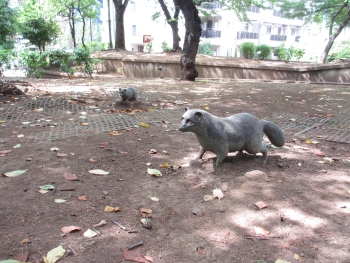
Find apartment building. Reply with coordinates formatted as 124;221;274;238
100;0;339;60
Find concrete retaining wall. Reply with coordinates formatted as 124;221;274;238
92;51;350;84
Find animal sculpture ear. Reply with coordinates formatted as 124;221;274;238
184;107;190;112
195;112;202;121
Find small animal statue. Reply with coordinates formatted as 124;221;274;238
119;87;137;101
179;108;285;166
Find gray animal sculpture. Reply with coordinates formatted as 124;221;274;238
179;108;285;166
119;87;137;101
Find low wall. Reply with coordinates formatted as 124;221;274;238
92;51;350;84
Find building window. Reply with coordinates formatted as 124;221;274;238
277;27;282;35
249;6;260;13
273;10;283;17
138;45;144;52
244;23;249;31
132;25;136;36
266;26;271;34
291;28;295;36
131;1;136;11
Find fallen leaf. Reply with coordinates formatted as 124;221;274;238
56;153;67;157
140;208;152;214
294;253;301;260
151;197;159;201
21;237;34;244
204;195;215;202
46;245;65;263
39;185;55;190
140;122;150;128
80;122;89;126
54;199;67;203
144;255;153;262
93;220;107;227
162;150;170;155
0;150;12;155
104;206;120;212
61;226;81;234
253;226;270;236
255;201;268;209
109;131;123;136
16;251;28;262
275;259;291;263
313;149;325;156
78;195;87;201
13;144;21;148
50;147;59;151
84;229;97;238
124;249;148;263
88;169;110;175
149;149;157;154
63;173;78;181
16;134;24;138
305;139;312;144
99;142;109;146
147;168;162;177
159;163;170;168
2;170;27;177
212;189;225;200
39;189;50;194
120;151;128;154
89;158;97;163
33;108;43;112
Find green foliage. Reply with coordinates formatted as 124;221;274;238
20;18;60;52
241;42;255;59
199;42;214;55
256;44;271;60
0;0;18;46
327;40;350;61
49;49;75;77
0;49;15;67
85;42;107;51
275;44;305;62
19;50;48;78
72;46;98;78
145;42;153;53
161;41;171;52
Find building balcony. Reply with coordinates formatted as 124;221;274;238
237;31;259;39
295;36;301;42
201;2;222;9
201;29;221;38
270;35;287;41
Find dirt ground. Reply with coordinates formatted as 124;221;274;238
0;72;350;263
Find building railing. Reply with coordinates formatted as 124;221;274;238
201;2;222;9
201;29;221;38
270;35;287;41
237;31;259;39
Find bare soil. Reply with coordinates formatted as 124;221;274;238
0;73;350;263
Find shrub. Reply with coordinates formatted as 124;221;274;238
85;42;107;51
199;42;214;55
275;44;305;62
49;49;75;77
145;42;153;53
19;50;48;78
161;41;171;52
0;49;15;68
326;40;350;62
256;44;271;60
241;42;255;59
72;47;96;78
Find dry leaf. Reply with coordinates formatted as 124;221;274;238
162;150;170;155
140;208;152;214
124;249;148;263
147;168;162;177
255;201;268;209
204;195;215;201
63;173;78;181
253;226;270;236
56;153;67;157
159;163;170;168
212;189;225;200
149;149;157;154
61;226;81;234
151;197;159;201
104;206;120;212
140;122;150;128
17;251;29;262
21;237;34;244
144;255;153;262
78;195;87;201
120;151;128;154
313;149;325;156
89;158;97;163
109;131;123;136
84;229;97;238
89;169;110;175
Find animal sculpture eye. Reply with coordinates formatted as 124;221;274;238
186;119;193;124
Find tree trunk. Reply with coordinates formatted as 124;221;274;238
174;0;201;81
112;0;129;50
158;0;181;51
68;7;77;48
320;5;350;63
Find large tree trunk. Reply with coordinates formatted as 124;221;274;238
112;0;129;50
174;0;201;81
158;0;181;51
68;8;77;48
320;5;350;63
